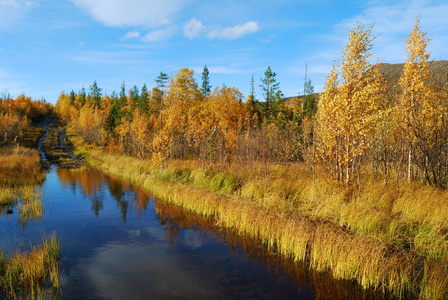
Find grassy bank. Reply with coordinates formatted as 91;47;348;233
70;129;448;299
0;233;61;299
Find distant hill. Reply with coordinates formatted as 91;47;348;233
379;60;448;89
284;60;448;107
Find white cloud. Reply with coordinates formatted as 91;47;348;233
207;21;259;39
1;0;19;7
141;27;175;43
70;0;188;28
25;1;39;7
120;31;140;41
183;18;205;39
0;0;39;29
259;34;275;43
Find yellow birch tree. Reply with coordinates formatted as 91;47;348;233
398;19;448;187
315;22;384;184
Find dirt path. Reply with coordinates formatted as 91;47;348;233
36;116;82;169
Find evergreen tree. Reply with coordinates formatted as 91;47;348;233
129;85;140;111
90;80;102;109
246;74;258;117
140;83;150;113
302;78;316;118
78;87;87;107
69;90;76;106
155;72;169;94
119;81;127;105
250;74;256;101
105;84;125;134
201;65;212;98
260;66;280;117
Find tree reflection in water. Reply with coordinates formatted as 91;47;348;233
153;200;390;300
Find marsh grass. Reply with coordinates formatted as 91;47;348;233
0;145;45;187
0;186;43;224
70;132;448;299
0;233;61;299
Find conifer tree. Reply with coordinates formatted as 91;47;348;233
90;80;102;109
246;74;259;118
69;90;76;106
140;83;150;113
155;72;169;94
260;66;280;118
201;65;212;98
78;87;87;107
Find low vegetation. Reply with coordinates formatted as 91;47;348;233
0;233;61;299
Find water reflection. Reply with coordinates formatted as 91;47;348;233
2;166;391;299
152;200;388;300
0;185;43;225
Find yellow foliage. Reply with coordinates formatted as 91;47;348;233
315;22;384;184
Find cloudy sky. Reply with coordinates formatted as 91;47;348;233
1;0;448;103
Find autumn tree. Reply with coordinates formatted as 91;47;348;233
315;22;384;184
152;68;201;166
397;19;448;187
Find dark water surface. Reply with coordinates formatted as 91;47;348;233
0;166;379;299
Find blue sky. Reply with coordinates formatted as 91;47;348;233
1;0;448;103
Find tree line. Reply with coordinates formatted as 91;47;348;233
55;19;448;188
56;65;315;169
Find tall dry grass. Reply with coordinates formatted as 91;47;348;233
0;145;44;187
70;130;448;299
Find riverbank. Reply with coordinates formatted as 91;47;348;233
68;128;448;299
0;118;63;299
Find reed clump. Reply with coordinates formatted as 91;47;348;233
70;133;448;299
0;146;45;187
0;186;43;223
0;233;61;299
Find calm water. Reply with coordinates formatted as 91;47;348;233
0;165;379;299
